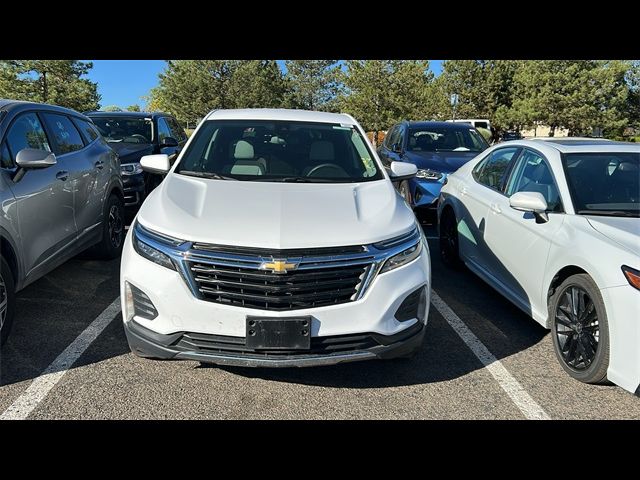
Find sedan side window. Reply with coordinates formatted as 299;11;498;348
6;113;52;158
507;149;563;212
472;147;520;192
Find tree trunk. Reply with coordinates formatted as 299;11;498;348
549;125;556;137
373;130;379;147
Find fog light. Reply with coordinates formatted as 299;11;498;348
395;287;426;322
125;281;158;320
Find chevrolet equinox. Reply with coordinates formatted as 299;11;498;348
121;109;431;367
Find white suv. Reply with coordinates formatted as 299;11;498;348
120;109;431;367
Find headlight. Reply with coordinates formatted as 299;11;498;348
416;169;443;180
121;163;143;176
132;223;176;270
622;265;640;291
379;240;422;274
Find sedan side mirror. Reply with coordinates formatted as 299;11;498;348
159;136;178;148
510;191;549;223
15;148;57;169
389;161;417;181
140;154;170;174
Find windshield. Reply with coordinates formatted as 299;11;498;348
91;116;153;144
407;127;488;153
176;120;383;183
563;152;639;217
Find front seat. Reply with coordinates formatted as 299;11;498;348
222;140;266;176
303;140;335;175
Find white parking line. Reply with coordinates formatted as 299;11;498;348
0;297;121;420
431;291;550;420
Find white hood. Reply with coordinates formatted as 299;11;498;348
137;173;416;249
587;216;640;256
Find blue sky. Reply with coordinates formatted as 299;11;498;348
87;60;444;109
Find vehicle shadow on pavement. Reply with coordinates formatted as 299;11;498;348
0;256;123;387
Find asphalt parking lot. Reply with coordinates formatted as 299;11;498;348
1;220;638;420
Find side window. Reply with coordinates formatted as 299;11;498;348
166;117;186;142
5;113;52;160
72;117;99;143
473;147;520;192
42;113;85;154
507;149;562;212
157;118;172;142
0;142;13;169
383;126;396;148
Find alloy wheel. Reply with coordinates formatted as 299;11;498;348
108;204;124;249
554;285;600;371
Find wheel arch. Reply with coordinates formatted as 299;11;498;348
545;265;590;328
0;233;21;288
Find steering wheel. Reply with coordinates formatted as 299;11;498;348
306;163;350;178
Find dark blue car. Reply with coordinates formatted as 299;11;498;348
377;121;489;211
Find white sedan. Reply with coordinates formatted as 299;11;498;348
437;138;640;393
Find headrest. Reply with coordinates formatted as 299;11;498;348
234;140;254;159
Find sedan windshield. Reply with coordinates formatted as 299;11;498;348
407;127;488;153
176;120;383;183
563;152;639;217
91;116;153;144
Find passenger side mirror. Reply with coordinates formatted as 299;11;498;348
510;191;549;223
159;136;178;148
140;154;170;174
389;161;417;181
15;148;56;169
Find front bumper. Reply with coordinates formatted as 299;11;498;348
600;284;640;394
120;228;432;366
409;175;448;209
124;315;426;367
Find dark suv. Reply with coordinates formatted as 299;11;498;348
0;100;125;344
85;111;187;213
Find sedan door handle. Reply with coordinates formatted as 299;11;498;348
490;203;502;214
95;160;104;169
56;171;69;181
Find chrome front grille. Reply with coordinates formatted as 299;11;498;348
184;245;374;311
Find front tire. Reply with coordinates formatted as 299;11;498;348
0;257;16;346
549;274;609;384
439;209;462;269
94;194;125;259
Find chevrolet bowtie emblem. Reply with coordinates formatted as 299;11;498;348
260;259;299;274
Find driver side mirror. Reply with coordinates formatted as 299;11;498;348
389;161;417;181
159;136;178;148
16;148;57;169
510;191;549;223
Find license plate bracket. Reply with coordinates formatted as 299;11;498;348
245;316;311;350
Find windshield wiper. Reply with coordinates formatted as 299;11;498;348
178;170;236;180
577;209;639;217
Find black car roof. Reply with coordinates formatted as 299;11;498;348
401;120;476;130
85;111;171;119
